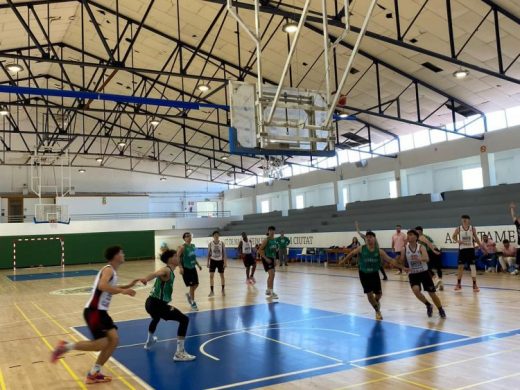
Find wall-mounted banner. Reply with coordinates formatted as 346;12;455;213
190;225;518;250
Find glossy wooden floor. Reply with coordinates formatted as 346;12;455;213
1;260;520;390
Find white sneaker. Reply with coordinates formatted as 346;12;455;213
271;292;279;299
173;351;196;362
511;270;519;275
191;302;199;312
208;291;214;298
144;336;157;350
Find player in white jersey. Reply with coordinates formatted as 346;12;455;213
400;230;446;318
51;246;138;384
452;215;482;292
207;231;227;297
238;231;256;284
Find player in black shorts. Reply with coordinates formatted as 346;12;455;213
178;232;203;311
238;232;256;284
207;231;227;297
400;230;446;318
259;226;279;299
452;215;482;292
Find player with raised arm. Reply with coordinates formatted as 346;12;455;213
51;246;138;384
140;249;195;361
343;231;400;320
355;221;388;280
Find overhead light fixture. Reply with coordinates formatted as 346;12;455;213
96;157;103;163
160;177;167;182
0;106;8;116
150;119;160;127
282;21;298;33
186;168;193;174
78;168;86;173
453;68;469;79
339;113;349;119
5;63;24;73
197;84;210;92
221;155;229;161
117;141;126;148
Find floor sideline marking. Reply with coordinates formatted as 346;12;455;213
14;303;87;390
32;303;137;390
0;368;6;390
205;363;344;390
453;371;520;390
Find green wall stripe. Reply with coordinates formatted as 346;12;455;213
1;230;154;269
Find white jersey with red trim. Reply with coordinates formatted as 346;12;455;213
85;265;117;310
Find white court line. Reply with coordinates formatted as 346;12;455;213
453;372;520;390
199;331;245;361
246;331;344;363
265;326;360;337
117;312;348;349
69;327;154;390
205;363;344;390
349;326;520;364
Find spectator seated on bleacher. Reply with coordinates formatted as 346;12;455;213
499;239;517;274
338;238;360;267
478;235;498;272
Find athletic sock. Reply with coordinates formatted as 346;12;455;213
425;301;432;307
89;364;102;375
222;285;225;291
146;332;154;343
177;339;185;353
472;280;477;286
457;279;461;285
210;286;214;293
65;342;75;352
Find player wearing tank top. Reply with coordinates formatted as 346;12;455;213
509;203;520;273
139;249;195;362
207;231;227;297
238;232;256;284
178;232;203;312
452;215;482;292
51;246;138;384
259;226;279;299
342;231;399;321
400;230;446;318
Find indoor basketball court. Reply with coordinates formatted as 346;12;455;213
1;1;520;389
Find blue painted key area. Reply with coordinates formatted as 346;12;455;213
75;302;466;390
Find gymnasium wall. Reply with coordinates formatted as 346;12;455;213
0;230;154;269
224;126;520;215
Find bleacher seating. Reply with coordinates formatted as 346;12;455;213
218;183;519;237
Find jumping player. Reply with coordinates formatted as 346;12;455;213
259;226;279;299
238;232;256;284
178;232;203;311
343;231;398;320
452;215;482;292
415;226;444;290
400;230;446;318
207;231;227;297
140;249;196;361
51;246;138;384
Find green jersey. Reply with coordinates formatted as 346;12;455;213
264;238;278;258
359;245;382;273
276;236;290;249
419;234;434;253
150;266;174;303
181;243;197;269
